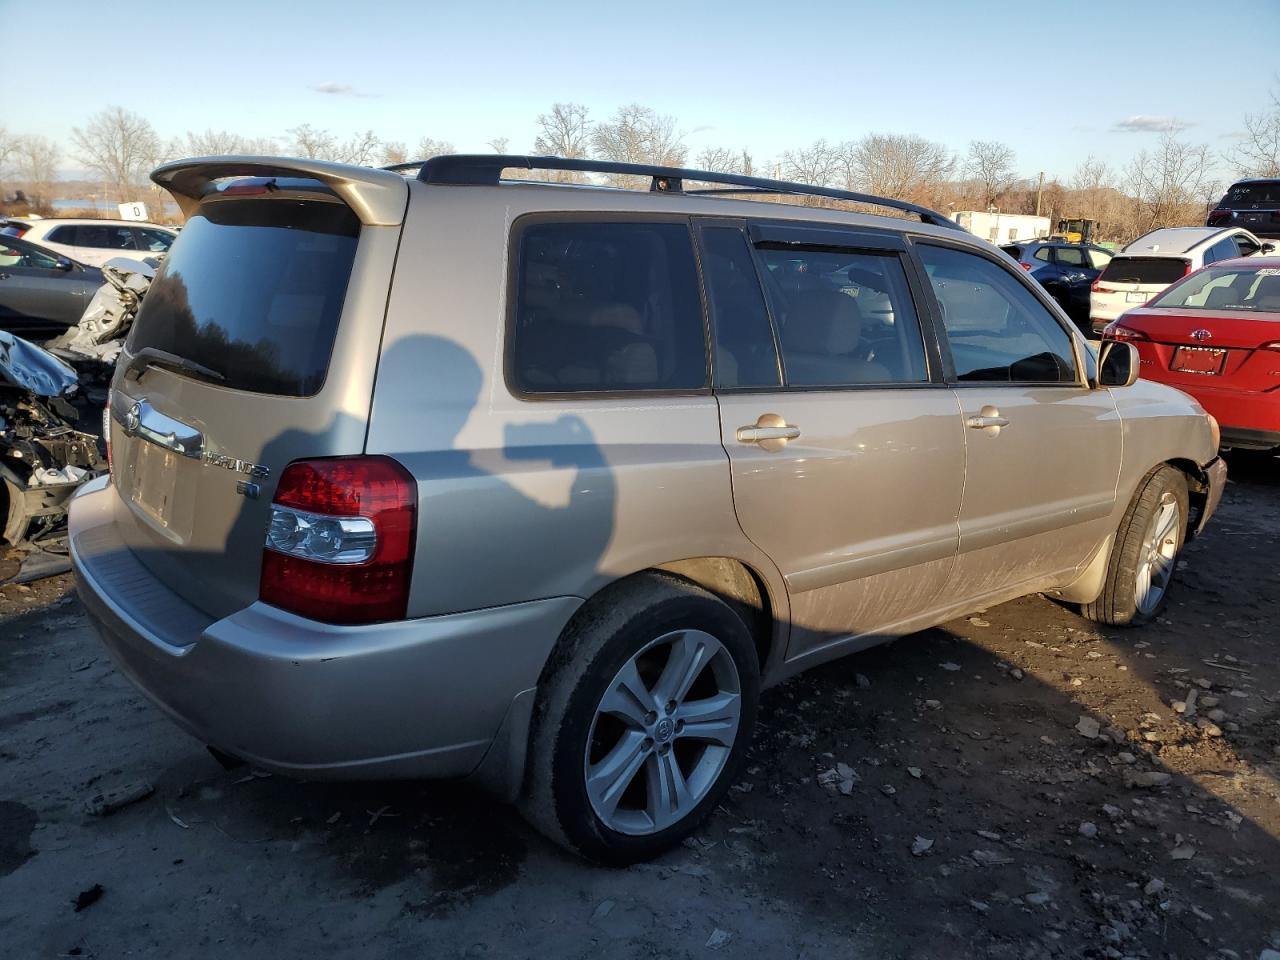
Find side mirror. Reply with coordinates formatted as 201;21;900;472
1098;340;1139;387
55;257;73;272
1261;242;1276;254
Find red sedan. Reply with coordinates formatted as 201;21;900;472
1103;256;1280;451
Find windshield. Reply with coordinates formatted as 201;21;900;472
1219;181;1280;209
1149;266;1280;312
127;198;359;396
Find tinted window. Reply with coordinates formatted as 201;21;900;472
1234;235;1261;257
700;227;780;388
134;227;174;252
1001;245;1023;260
127;199;359;396
1099;257;1188;285
755;246;928;386
1055;246;1087;267
47;225;78;244
510;221;707;394
918;244;1077;384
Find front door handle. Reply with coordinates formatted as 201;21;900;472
736;413;800;452
966;405;1009;434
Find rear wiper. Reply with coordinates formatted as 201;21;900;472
123;347;225;384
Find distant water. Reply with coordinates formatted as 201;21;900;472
51;198;115;210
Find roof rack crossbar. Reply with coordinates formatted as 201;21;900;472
410;154;964;230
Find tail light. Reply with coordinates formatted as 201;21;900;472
1103;323;1149;342
260;456;417;625
1091;279;1106;292
1020;262;1032;271
1207;209;1234;226
1261;341;1280;352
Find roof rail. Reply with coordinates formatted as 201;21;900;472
410;154;964;230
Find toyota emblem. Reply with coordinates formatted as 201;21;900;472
125;401;142;433
1191;329;1212;342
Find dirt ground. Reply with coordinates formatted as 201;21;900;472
1;451;1277;960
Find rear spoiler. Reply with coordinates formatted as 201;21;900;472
151;156;409;226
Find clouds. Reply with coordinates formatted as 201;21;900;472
1112;115;1194;133
309;82;376;98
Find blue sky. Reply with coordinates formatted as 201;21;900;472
5;0;1276;181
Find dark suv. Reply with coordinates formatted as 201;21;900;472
1001;240;1113;332
1208;179;1280;240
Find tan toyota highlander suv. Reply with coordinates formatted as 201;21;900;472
69;154;1226;864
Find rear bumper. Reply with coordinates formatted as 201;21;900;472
1161;377;1280;443
69;476;580;779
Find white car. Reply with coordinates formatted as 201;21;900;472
1089;226;1271;333
14;218;178;268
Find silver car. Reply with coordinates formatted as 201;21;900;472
69;154;1226;864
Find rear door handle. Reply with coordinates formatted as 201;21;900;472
736;413;800;451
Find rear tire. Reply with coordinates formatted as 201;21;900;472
519;572;760;865
1081;465;1188;627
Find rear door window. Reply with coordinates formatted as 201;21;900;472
917;244;1078;384
1055;246;1087;267
1033;247;1053;263
1098;257;1187;285
509;220;708;394
46;225;78;245
753;244;929;386
127;198;360;396
698;225;781;388
1203;237;1239;265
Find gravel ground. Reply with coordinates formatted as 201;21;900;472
1;451;1277;960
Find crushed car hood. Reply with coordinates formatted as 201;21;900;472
0;330;80;397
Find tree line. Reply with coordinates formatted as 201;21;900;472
1;91;1278;242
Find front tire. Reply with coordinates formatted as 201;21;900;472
1082;465;1188;627
520;572;760;865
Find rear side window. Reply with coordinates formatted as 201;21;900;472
47;225;78;244
134;227;174;252
1099;256;1187;285
1203;237;1239;265
510;221;707;394
917;244;1077;384
754;246;928;386
1086;248;1113;270
700;226;781;388
1033;247;1053;263
1055;246;1087;267
127;198;359;396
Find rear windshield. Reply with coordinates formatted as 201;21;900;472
1098;256;1187;285
1218;181;1280;209
1150;266;1280;312
128;198;359;396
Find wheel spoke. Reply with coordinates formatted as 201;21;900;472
1154;502;1179;546
645;749;693;831
652;631;716;707
1150;552;1173;588
598;659;656;730
675;691;740;747
1136;562;1152;609
586;730;649;821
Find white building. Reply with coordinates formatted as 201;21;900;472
951;211;1051;246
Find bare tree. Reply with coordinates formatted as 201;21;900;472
488;137;510;154
965;139;1018;207
381;141;409;165
286;124;338;160
415;136;456;159
781;139;841;186
13;135;61;205
71;106;162;200
844;134;954;201
168;130;278;160
592;104;686;185
533;103;591;159
1226;83;1280;178
341;130;381;166
0;126;13;180
1124;133;1217;234
695;146;737;174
